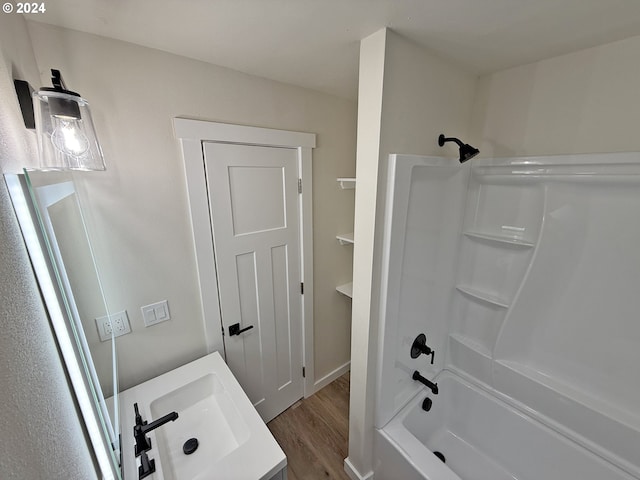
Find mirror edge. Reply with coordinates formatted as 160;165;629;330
4;173;122;480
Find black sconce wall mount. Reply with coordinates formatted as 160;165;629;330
14;79;35;129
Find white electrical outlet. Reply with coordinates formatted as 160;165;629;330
95;310;131;342
103;319;113;336
111;311;131;336
141;300;171;327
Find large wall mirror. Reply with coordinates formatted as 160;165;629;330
6;170;122;479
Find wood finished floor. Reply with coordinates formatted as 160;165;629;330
267;372;350;480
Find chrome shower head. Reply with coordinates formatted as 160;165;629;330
438;134;479;163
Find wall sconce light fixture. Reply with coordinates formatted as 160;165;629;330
15;69;106;171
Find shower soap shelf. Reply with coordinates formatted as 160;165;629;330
449;333;493;384
455;285;509;309
449;333;492;358
495;360;640;432
463;230;535;248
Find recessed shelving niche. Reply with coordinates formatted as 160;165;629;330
449;167;545;367
336;178;355;299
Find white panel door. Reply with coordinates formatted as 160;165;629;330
204;141;304;422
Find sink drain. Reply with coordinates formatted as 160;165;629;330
433;451;446;463
183;438;199;455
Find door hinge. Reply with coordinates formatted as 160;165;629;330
300;282;304;294
298;178;302;194
302;366;306;378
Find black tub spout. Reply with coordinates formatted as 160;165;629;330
412;370;438;395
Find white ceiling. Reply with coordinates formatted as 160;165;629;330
28;0;640;100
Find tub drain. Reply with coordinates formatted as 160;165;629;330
433;451;446;463
183;438;199;455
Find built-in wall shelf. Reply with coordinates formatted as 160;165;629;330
336;282;353;298
449;333;492;359
336;233;354;245
336;177;355;300
493;359;640;445
456;285;510;309
448;333;493;385
337;178;356;189
463;230;535;248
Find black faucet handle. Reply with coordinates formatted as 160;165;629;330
133;402;151;456
134;427;152;457
134;402;146;427
411;333;435;362
138;451;156;479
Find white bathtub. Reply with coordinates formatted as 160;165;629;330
374;371;635;480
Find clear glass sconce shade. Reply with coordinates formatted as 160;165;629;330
33;90;106;171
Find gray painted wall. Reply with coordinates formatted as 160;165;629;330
0;14;97;480
26;21;357;393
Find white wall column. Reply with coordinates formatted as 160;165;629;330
346;27;477;479
345;28;387;480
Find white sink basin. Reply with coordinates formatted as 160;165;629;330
118;352;286;480
150;373;251;479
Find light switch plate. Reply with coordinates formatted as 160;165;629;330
95;310;131;342
141;300;171;327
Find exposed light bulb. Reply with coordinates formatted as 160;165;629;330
50;118;90;157
33;81;106;170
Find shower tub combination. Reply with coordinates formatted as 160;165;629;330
374;154;640;480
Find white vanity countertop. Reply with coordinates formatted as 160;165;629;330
117;351;286;480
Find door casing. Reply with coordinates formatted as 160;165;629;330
174;118;316;398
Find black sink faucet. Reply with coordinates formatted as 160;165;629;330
413;370;438;395
133;402;179;456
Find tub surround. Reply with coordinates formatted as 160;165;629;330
376;372;635;480
375;153;640;479
118;352;286;480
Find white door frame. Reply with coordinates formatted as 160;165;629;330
174;118;316;397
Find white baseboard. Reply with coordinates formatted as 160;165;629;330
311;360;350;394
344;457;374;480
